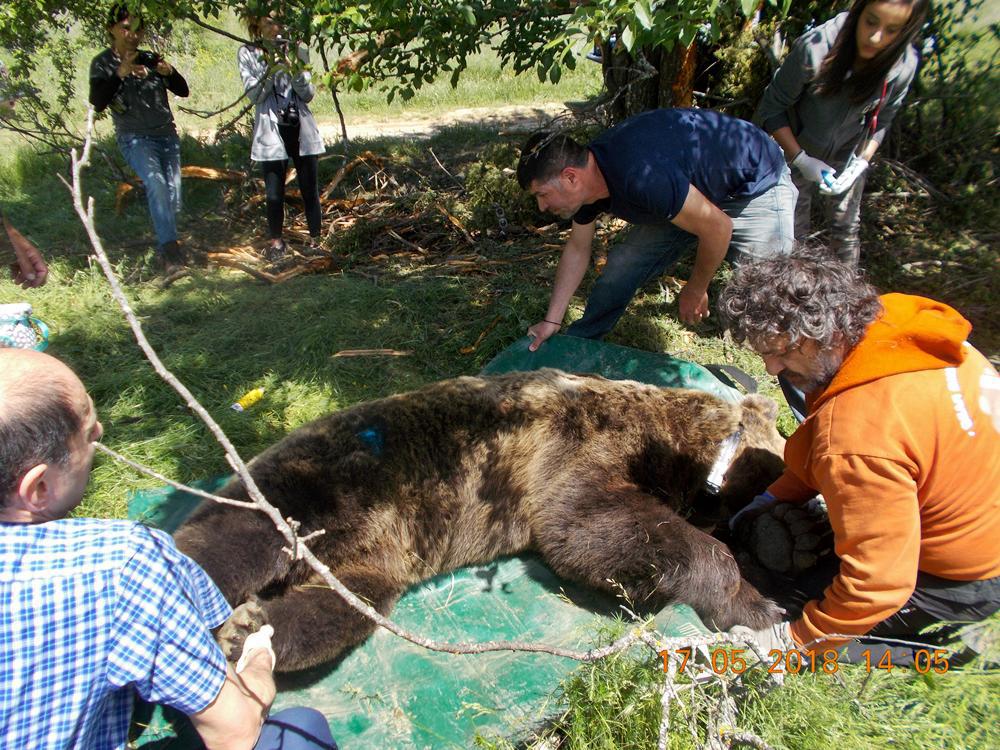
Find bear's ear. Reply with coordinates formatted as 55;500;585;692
739;394;779;424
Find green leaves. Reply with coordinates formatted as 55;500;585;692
0;0;793;118
634;0;654;31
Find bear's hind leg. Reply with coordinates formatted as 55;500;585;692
253;565;407;672
532;484;781;630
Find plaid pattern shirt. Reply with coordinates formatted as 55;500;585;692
0;518;232;749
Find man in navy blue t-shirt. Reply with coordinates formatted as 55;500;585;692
516;108;796;349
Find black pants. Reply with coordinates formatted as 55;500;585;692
260;123;322;240
797;559;1000;666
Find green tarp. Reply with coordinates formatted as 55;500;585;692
482;334;741;403
129;335;728;748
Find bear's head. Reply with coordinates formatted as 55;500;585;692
714;394;786;518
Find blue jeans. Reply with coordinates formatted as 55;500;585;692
117;133;182;250
254;707;338;750
566;165;797;340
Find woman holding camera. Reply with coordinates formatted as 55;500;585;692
239;12;325;259
89;4;189;272
754;0;926;265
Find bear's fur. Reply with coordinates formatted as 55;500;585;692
174;369;786;672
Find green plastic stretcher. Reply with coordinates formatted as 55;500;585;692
128;335;737;749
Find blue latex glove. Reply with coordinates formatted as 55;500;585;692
728;491;777;531
819;155;869;196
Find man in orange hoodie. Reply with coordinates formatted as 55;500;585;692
720;248;1000;665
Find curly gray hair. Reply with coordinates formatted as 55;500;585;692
719;248;882;350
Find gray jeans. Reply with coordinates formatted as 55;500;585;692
567;165;797;340
792;165;867;266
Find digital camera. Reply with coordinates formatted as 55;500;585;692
279;98;300;127
135;51;162;69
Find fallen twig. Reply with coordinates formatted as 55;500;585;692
437;203;476;245
209;255;278;283
881;159;948;202
386;228;428;255
181;165;247;182
460;315;501;354
115;165;249;213
320;151;384;200
429;147;465;191
332;348;414;358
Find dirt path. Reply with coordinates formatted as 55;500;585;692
314;102;572;142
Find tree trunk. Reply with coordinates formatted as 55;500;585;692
602;41;697;123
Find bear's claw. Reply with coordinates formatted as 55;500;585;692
216;596;270;662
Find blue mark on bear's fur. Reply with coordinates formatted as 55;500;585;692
357;427;384;456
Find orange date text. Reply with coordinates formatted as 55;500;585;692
659;647;951;675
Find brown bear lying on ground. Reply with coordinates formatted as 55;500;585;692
174;369;786;672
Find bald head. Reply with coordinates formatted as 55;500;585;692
0;349;88;505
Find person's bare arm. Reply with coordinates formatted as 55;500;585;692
769;125;803;163
669;184;732;325
527;220;596;350
189;652;276;750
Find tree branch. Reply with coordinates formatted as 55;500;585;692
186;13;252;46
318;43;351;152
93;443;259;509
178;93;250;119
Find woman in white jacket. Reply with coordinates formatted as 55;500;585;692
238;11;325;259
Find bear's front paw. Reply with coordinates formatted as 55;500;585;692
216;596;270;662
739;498;833;575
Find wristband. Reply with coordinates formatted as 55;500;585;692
542;319;562;327
788;149;804;165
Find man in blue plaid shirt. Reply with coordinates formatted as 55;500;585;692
0;349;337;750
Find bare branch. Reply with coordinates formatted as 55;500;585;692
178;93;250;119
67;108;296;555
214;100;256;137
93;443;258;510
186;14;252;46
316;43;352;154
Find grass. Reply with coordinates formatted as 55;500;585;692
476;623;1000;750
11;246;529;518
2;13;999;750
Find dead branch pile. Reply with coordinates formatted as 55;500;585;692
115;147;562;285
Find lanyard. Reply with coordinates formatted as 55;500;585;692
868;78;889;136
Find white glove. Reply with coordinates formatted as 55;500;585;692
730;622;798;684
819;155;869;196
728;491;777;531
791;150;836;187
295;42;310;65
235;624;276;674
729;622;797;657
